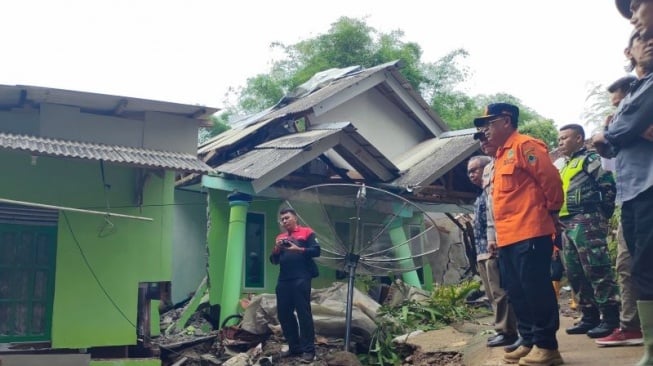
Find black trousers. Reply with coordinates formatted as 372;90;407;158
276;277;315;353
499;236;560;350
621;186;653;300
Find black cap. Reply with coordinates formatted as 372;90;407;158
616;0;632;19
473;103;520;128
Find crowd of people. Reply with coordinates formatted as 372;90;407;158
466;1;653;365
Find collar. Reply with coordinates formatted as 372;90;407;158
496;130;519;157
568;147;587;160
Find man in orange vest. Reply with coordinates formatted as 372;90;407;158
474;103;564;366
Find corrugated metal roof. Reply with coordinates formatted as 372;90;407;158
215;122;399;191
392;133;479;188
0;84;218;122
197;61;447;156
0;132;213;173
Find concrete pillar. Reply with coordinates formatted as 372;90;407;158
219;192;252;324
387;217;422;289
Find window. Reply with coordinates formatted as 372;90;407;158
0;224;57;342
244;212;265;289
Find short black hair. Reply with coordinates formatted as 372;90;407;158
607;75;637;94
559;123;585;141
279;207;296;216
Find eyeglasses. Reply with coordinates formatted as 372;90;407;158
477;116;506;132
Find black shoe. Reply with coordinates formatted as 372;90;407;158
565;320;599;335
487;333;518;347
503;336;523;353
300;352;316;363
587;322;618;339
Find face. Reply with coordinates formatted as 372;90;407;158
637;36;653;72
609;90;626;107
479;115;512;147
480;138;497;156
279;211;297;231
557;129;583;157
467;159;484;188
631;1;653;41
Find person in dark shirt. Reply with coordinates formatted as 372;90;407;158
270;208;320;362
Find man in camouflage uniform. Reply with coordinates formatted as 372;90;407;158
557;123;620;339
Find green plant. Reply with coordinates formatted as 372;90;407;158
363;280;480;365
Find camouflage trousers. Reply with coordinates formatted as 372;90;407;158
561;212;619;309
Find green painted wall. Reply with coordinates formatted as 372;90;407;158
0;150;173;348
90;359;160;366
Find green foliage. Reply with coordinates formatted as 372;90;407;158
364;281;480;365
518;119;559;149
198;115;231;144
224;16;557;137
582;81;614;132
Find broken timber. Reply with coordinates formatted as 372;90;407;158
166;276;208;335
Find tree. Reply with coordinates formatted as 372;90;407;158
198;115;231;144
218;16;558;149
581;81;613;134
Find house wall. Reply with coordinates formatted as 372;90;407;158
0;149;174;349
312;88;428;160
171;189;207;305
0;104;197;154
206;190;336;314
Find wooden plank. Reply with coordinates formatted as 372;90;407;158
165;277;208;335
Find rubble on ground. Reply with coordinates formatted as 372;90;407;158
153;280;477;365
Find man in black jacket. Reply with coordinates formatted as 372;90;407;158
270;208;321;362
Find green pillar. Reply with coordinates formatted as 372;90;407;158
387;217;422;289
219;192;252;324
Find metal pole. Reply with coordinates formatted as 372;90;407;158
0;197;153;221
343;253;359;352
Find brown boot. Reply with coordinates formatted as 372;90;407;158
552;281;561;301
503;345;532;364
518;345;564;366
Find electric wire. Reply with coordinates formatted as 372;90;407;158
62;211;137;329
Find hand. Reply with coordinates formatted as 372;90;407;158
592;132;607;145
488;240;498;256
643;125;653;142
603;114;614;127
551;213;565;237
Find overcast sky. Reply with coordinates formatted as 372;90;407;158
2;0;633;127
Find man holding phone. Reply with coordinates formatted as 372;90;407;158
270;208;321;362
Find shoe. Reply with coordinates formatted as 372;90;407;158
587;322;620;339
487;333;519;347
518;345;564;365
566;306;600;335
300;352;315;363
503;345;531;364
504;336;524;353
566;320;600;335
595;328;644;346
588;304;620;339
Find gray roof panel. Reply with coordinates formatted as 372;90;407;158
0;132;213;173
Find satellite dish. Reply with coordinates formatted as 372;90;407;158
286;183;440;351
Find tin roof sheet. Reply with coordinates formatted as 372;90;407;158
0;132;213;173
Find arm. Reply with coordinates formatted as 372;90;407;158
605;77;653;146
269;235;284;265
303;232;321;258
520;140;564;213
585;153;616;216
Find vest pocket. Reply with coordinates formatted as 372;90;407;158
499;165;516;192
